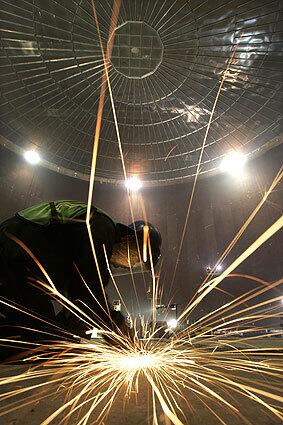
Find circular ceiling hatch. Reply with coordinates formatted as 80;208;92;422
110;21;163;79
0;0;282;185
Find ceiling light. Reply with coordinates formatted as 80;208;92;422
24;150;41;165
125;176;142;192
220;151;247;176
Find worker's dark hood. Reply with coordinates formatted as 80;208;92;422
115;223;135;242
115;222;162;269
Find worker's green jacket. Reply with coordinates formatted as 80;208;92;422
0;200;125;333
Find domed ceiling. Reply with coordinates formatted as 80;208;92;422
0;0;282;185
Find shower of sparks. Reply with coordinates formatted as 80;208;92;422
0;220;282;424
0;1;282;425
0;290;283;425
0;212;282;425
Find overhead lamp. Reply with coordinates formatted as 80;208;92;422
220;151;247;176
24;150;41;165
125;175;142;192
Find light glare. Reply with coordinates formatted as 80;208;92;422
125;176;142;192
167;319;178;329
24;150;41;165
220;151;247;176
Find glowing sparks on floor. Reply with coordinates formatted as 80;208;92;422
116;352;159;371
0;319;282;425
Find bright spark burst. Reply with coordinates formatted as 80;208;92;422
0;315;282;425
117;352;159;371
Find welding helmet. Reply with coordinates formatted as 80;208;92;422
128;221;162;269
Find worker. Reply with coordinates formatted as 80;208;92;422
0;200;161;349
